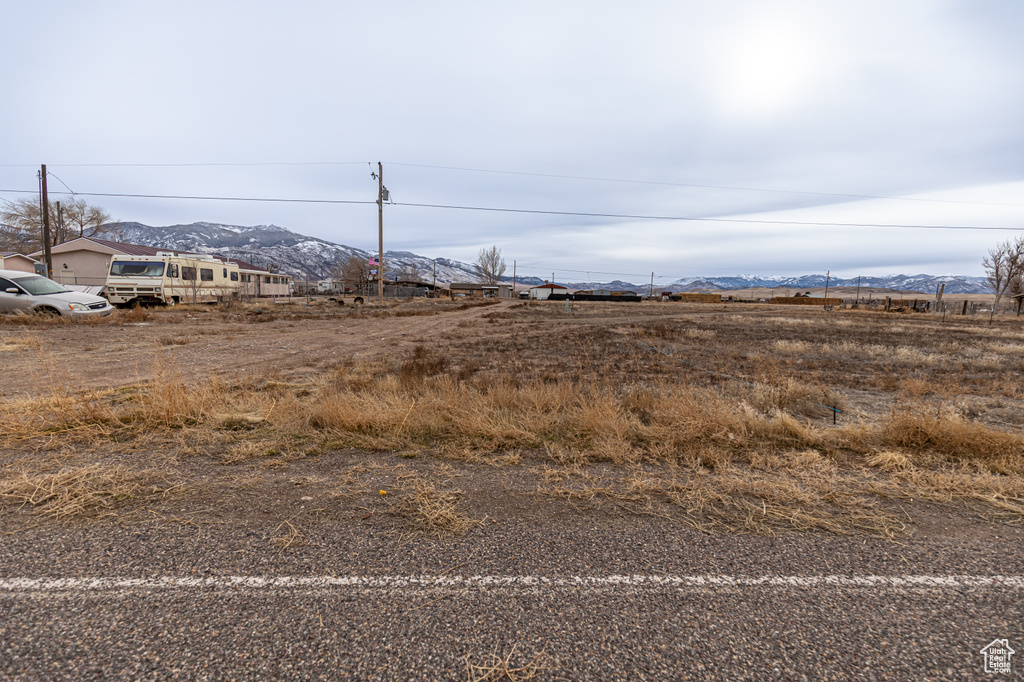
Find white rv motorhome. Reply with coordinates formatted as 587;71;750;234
105;253;240;307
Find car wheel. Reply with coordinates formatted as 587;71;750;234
34;306;61;317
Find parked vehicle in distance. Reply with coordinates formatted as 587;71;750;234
0;269;114;317
104;254;240;307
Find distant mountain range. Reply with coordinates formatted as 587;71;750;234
113;221;480;283
661;273;990;295
110;221;993;294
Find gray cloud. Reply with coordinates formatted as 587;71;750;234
2;0;1023;282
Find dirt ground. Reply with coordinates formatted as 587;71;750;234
2;297;1023;540
0;299;503;399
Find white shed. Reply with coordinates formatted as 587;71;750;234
528;283;569;300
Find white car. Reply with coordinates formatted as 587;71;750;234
0;269;114;318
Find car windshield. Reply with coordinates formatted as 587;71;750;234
13;276;71;295
110;261;165;277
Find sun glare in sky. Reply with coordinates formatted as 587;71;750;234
717;18;824;119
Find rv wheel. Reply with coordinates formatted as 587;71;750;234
353;297;364;305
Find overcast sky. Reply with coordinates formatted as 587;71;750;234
3;0;1023;284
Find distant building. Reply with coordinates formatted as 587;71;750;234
450;282;513;298
221;257;291;298
528;283;569;300
0;253;42;274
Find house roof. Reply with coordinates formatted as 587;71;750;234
219;256;272;274
30;238;282;274
77;236;167;256
31;236;166;258
530;283;568;289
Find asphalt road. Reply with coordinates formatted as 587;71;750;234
2;515;1022;680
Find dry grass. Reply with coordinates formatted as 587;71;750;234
882;403;1024;472
539;463;904;537
2;302;1024;531
306;368;835;462
464;646;548;682
388;474;479;537
866;450;912;471
0;464;157;520
269;515;307;549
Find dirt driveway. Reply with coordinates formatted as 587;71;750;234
0;299;511;398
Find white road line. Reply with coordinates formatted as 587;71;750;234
1;575;1023;592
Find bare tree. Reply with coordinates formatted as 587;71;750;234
336;255;371;293
396;262;421;282
475;245;506;284
1010;270;1024;299
983;236;1024;309
60;197;116;241
0;196;115;253
0;198;42;253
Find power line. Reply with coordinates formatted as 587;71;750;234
0;161;369;168
0;188;375;206
514;264;659;279
386;161;1024;209
3;159;1022;208
391;201;1023;232
1;187;1020;231
46;172;77;195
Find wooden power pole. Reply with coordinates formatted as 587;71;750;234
377;162;384;303
39;164;53;279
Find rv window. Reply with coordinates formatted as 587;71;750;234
200;268;214;281
230;272;239;281
181;267;197;281
264;275;272;284
223;268;228;278
110;261;164;277
167;264;179;278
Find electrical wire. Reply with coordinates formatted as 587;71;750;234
3;159;1022;208
0;188;375;206
513;265;659;279
385;161;1024;209
391;201;1023;231
0;161;369;168
45;172;77;195
1;187;1020;231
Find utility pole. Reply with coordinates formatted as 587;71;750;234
855;275;861;303
432;260;436;296
39;164;53;279
650;272;654;300
513;260;516;299
823;270;830;308
54;201;63;247
377;162;384;303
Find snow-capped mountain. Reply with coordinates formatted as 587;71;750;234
112;222;480;282
109;221;992;293
662;274;990;294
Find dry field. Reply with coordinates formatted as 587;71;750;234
1;297;1023;539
